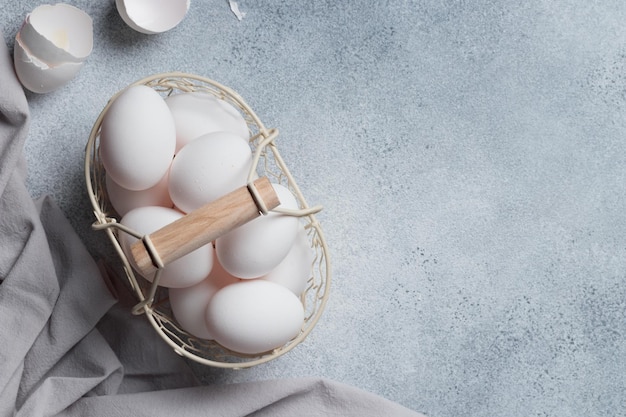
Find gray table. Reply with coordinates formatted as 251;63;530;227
3;1;625;415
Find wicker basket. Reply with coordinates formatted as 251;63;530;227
85;72;331;368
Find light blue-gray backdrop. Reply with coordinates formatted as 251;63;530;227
2;1;625;416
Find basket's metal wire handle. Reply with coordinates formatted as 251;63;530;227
249;129;323;217
131;268;162;315
91;216;163;315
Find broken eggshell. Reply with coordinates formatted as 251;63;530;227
18;3;93;65
116;0;190;34
14;33;85;94
13;3;93;94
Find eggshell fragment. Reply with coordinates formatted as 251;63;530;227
168;131;252;213
119;206;213;288
165;92;250;153
169;254;240;339
215;184;300;279
13;34;84;94
105;171;173;217
99;85;176;191
206;280;304;354
262;225;315;296
18;3;93;65
116;0;190;34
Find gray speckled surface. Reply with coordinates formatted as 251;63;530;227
3;1;626;415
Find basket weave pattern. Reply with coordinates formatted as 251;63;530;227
85;72;330;368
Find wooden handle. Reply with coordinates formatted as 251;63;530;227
130;176;280;277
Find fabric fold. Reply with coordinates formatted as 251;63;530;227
59;378;422;417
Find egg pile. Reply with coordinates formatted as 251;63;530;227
100;85;315;355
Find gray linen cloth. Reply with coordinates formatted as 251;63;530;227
0;36;423;417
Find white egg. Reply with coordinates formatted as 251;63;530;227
100;85;176;191
166;92;250;153
168;131;252;213
262;225;314;296
169;253;240;340
206;280;304;354
119;206;213;288
106;171;173;217
215;184;300;279
116;0;190;34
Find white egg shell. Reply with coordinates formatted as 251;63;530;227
116;0;190;34
169;253;240;339
215;184;300;279
18;3;93;65
168;131;252;213
13;34;84;94
119;206;213;288
166;92;250;153
105;171;173;217
206;280;304;355
262;225;314;295
99;85;176;191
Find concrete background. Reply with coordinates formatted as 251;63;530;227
2;1;625;415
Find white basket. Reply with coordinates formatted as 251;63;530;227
85;72;331;368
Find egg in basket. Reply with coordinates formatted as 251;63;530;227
85;72;330;368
